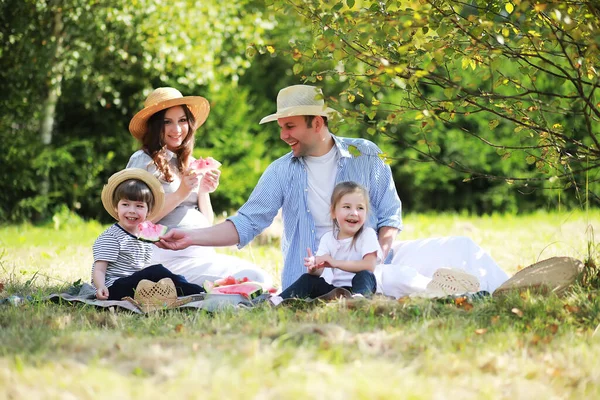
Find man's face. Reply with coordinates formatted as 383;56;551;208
277;115;321;157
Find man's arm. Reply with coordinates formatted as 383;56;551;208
157;220;240;250
377;226;398;261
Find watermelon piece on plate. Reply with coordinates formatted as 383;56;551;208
137;221;168;242
189;157;222;174
208;282;264;299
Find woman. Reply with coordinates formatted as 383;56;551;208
126;87;272;287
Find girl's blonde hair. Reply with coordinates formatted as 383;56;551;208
330;181;370;248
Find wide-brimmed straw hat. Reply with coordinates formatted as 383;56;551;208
493;256;584;296
124;278;191;313
129;87;210;140
259;85;339;124
101;168;165;221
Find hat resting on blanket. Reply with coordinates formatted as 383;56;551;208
124;278;190;313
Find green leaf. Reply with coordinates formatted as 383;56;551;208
346;0;355;8
488;119;500;129
293;63;304;75
348;145;361;157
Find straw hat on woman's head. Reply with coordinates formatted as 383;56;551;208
101;168;165;221
259;85;339;124
129;87;210;140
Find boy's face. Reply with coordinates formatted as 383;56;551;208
116;199;149;234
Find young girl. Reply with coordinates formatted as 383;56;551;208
275;181;481;303
92;168;204;300
278;181;381;300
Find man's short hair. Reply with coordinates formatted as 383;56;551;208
304;115;329;128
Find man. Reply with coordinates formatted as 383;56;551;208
158;84;402;289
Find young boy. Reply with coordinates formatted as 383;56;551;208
92;168;204;300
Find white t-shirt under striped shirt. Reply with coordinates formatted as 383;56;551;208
92;224;152;287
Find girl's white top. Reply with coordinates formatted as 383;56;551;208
318;227;382;287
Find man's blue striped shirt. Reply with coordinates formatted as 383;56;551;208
228;135;402;289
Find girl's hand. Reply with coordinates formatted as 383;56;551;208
304;248;332;272
96;286;109;300
199;169;220;194
304;248;318;272
314;255;334;269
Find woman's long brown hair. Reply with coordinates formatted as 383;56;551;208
142;105;197;182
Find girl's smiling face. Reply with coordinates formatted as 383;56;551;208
333;191;367;239
116;198;149;234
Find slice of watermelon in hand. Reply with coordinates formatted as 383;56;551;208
137;221;168;242
189;157;222;175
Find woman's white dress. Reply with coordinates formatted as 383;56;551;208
127;150;272;287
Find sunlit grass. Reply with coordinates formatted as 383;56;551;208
1;210;600;398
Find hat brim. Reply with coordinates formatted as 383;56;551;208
129;96;210;140
259;105;340;124
101;168;165;221
493;257;583;296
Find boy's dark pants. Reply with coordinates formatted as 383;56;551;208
108;264;204;300
280;270;376;299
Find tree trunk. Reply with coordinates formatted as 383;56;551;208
39;7;64;217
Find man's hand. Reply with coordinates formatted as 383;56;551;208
156;229;193;250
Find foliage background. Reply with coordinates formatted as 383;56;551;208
0;0;598;223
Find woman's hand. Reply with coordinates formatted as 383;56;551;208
96;286;109;300
177;171;200;197
198;169;220;194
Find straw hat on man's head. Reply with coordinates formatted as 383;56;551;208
259;85;339;124
129;87;210;140
101;168;165;221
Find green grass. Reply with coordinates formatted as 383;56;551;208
1;210;600;398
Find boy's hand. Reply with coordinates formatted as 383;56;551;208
96;286;109;300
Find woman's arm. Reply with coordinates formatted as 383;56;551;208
127;151;199;223
197;170;220;225
316;252;378;273
150;172;199;222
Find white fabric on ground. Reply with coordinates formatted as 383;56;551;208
377;236;509;298
150;245;272;288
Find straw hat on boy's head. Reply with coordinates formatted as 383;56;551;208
259;85;339;124
128;87;210;140
101;168;165;221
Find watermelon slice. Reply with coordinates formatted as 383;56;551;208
203;276;251;292
189;157;222;174
208;282;264;299
137;221;168;242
